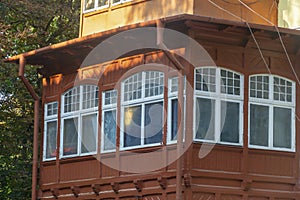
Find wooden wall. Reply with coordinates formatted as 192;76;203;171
39;25;300;199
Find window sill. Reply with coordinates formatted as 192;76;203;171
248;146;295;154
120;144;163;155
193;139;243;147
59;154;97;164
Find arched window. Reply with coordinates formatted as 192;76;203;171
61;85;99;157
249;75;295;151
194;67;244;145
121;71;164;149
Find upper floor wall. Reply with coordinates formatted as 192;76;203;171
80;0;278;36
278;0;300;29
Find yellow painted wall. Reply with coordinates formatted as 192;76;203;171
278;0;300;29
194;0;278;26
80;0;278;37
80;0;193;36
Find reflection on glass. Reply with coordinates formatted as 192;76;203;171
63;118;78;156
195;98;215;140
250;104;268;146
221;101;239;143
171;99;178;141
273;107;291;148
46;121;57;159
103;110;116;151
85;0;95;10
124;106;141;147
144;102;163;144
81;114;97;153
98;0;108;7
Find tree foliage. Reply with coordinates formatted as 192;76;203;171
0;0;80;199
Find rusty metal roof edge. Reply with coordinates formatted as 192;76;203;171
4;14;300;64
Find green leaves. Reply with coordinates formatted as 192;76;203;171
0;0;80;199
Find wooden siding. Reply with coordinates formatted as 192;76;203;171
40;24;300;199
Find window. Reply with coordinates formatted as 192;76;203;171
167;77;186;143
112;0;132;5
44;102;58;161
61;85;99;158
121;71;164;149
102;90;117;152
194;67;243;145
83;0;109;12
83;0;132;12
249;75;295;151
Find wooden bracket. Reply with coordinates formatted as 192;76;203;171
92;184;101;195
157;177;167;190
134;179;143;192
242;179;252;191
50;188;59;199
111;182;119;194
184;174;192;188
71;186;80;197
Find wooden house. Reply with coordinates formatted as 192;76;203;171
6;0;300;199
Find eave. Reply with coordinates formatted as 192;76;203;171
5;14;300;77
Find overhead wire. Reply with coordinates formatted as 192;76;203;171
207;0;300;123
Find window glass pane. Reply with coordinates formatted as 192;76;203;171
112;0;121;3
144;102;163;144
145;71;164;98
250;75;269;99
273;107;292;148
250;104;269;146
82;85;99;110
104;90;117;106
195;68;216;92
171;99;178;141
81;114;97;154
45;121;57;159
63;118;78;156
195;98;215;140
98;0;108;7
273;77;293;102
46;102;58;117
220;101;239;143
123;73;142;102
124;106;142;147
64;87;80;113
103;110;117;151
170;77;178;93
85;0;95;10
220;69;240;95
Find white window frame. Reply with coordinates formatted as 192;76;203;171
120;71;164;150
101;90;118;153
43;101;58;161
193;67;244;146
112;0;132;6
167;76;186;144
248;74;296;152
83;0;110;13
60;85;99;158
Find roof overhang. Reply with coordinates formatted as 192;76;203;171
5;14;300;77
